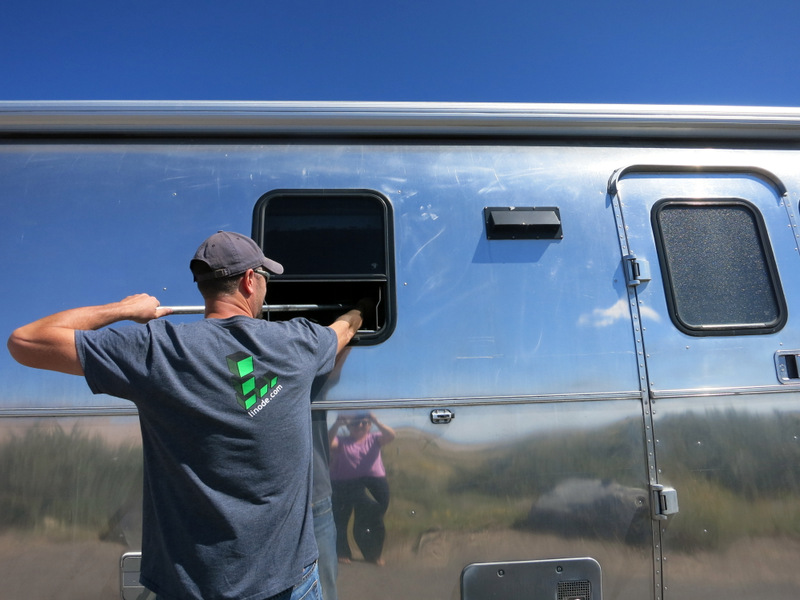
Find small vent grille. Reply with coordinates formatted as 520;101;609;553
558;579;590;600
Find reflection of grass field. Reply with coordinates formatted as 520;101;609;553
379;411;800;552
657;409;800;551
0;425;142;535
5;409;800;555
381;434;534;540
387;492;532;540
664;475;800;551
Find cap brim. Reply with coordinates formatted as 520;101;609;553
263;256;284;275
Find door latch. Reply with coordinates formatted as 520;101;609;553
775;350;800;383
430;409;455;424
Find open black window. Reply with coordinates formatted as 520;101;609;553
253;189;395;344
652;198;786;336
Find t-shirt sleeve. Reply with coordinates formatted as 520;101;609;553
75;325;152;400
312;321;338;375
284;318;339;377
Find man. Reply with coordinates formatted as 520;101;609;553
7;231;368;600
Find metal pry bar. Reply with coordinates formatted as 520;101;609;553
163;303;352;315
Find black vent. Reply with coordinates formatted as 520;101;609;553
558;580;591;600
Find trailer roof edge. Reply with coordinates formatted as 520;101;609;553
1;101;800;140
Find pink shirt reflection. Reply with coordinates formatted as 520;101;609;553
330;432;386;480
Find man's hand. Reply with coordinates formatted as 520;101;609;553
355;297;376;319
329;297;376;355
119;294;173;323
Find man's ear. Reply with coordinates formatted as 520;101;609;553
240;269;257;295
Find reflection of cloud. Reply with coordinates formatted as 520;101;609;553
579;298;660;327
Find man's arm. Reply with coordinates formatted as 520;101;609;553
328;298;373;356
7;294;171;376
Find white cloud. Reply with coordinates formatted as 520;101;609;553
579;298;660;327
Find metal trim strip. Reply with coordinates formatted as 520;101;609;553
3;101;800;139
0;391;645;417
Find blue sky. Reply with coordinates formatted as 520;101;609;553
2;0;799;106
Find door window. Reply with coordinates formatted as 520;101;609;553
651;198;786;336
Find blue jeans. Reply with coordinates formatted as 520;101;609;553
286;561;322;600
266;561;322;600
312;496;338;600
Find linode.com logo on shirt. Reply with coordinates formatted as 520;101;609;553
226;352;282;417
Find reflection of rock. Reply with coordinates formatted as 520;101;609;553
99;495;142;548
526;478;649;545
414;528;451;566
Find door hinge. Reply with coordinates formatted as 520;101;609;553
624;254;651;287
650;484;679;520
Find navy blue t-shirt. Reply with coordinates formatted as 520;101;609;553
76;316;337;600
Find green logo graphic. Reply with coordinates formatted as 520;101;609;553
226;352;279;412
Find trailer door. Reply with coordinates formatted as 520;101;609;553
610;166;800;600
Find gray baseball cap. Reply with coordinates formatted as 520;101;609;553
191;231;284;282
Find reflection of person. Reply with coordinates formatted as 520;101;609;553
329;411;396;565
7;231;369;600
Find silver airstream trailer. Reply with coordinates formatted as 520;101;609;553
3;101;800;600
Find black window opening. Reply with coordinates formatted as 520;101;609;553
652;198;786;336
253;189;395;344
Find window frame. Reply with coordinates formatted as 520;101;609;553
252;188;396;345
651;197;787;337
